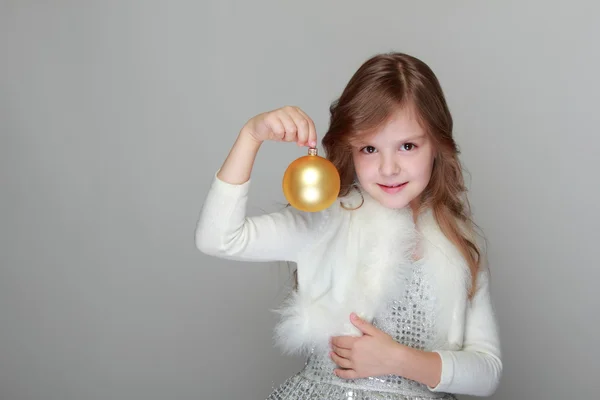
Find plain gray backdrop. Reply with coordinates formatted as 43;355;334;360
1;1;598;399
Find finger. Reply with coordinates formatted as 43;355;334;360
334;368;359;380
266;116;286;141
296;108;317;147
276;111;297;142
330;351;352;369
330;336;355;350
331;346;352;359
350;313;378;336
290;113;309;146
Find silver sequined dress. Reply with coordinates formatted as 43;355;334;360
267;261;457;400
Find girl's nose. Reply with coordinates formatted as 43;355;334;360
379;155;400;177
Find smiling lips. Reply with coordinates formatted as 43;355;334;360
377;182;408;194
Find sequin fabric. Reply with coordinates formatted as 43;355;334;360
267;262;457;400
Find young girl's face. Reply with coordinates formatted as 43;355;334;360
351;106;435;210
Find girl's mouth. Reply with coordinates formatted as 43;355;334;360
378;182;407;193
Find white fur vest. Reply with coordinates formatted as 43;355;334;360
273;188;472;355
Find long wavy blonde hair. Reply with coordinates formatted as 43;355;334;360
321;52;482;296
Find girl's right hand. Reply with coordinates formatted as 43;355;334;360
241;106;318;147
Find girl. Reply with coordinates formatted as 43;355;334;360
196;52;502;399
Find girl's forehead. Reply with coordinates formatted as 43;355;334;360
362;104;424;132
351;117;427;145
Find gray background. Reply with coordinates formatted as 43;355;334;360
1;1;598;399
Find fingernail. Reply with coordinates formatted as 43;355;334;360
309;141;316;147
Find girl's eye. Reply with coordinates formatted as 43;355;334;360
360;146;377;154
401;143;416;151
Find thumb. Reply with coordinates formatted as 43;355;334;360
350;313;378;336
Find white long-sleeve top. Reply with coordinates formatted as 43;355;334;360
196;174;502;397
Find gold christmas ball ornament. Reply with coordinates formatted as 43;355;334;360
282;148;341;213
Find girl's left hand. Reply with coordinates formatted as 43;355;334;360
330;313;406;379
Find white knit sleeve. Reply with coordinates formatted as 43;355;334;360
195;173;325;263
429;266;503;396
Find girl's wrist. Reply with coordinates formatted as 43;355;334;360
239;127;264;146
391;342;411;377
392;345;441;388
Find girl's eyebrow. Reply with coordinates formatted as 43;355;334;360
398;133;426;142
351;133;426;147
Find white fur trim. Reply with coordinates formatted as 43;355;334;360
273;188;469;355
